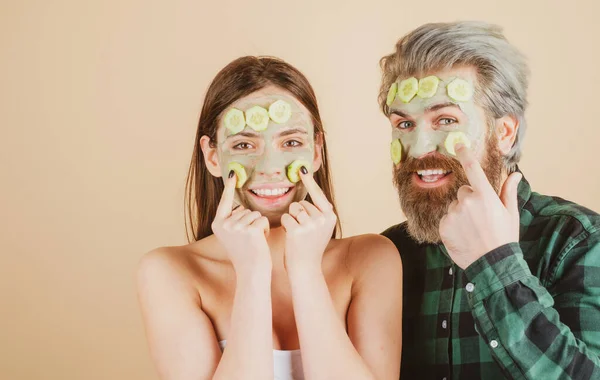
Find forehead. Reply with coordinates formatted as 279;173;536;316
229;85;310;116
389;66;479;116
217;85;314;142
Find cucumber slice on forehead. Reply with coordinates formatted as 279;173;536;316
268;100;292;124
391;139;402;165
397;77;418;103
386;82;398;107
223;108;246;135
245;106;270;131
227;162;248;188
447;78;473;102
417;76;440;99
444;131;471;156
287;160;311;184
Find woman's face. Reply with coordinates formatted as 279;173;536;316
215;86;320;225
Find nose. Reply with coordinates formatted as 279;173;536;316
254;149;284;179
409;125;438;158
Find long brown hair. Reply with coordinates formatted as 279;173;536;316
185;56;341;242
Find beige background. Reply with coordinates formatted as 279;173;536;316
1;0;599;378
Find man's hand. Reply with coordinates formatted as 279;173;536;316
439;143;522;269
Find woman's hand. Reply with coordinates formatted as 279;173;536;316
281;166;337;275
211;171;272;273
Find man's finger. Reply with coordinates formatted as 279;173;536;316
455;143;495;195
299;166;331;212
215;171;237;219
500;172;523;221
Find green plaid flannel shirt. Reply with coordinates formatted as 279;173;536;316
382;174;600;379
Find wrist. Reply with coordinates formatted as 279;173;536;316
286;260;323;282
233;254;272;280
235;265;271;286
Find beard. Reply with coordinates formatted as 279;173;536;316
393;134;504;244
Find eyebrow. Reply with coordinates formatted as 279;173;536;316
276;127;309;137
390;102;462;119
425;102;461;113
226;131;260;140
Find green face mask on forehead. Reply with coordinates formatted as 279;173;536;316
387;75;485;163
217;91;315;212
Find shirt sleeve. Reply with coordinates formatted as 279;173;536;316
462;231;600;379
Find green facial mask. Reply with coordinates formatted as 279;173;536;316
217;92;315;211
388;76;485;160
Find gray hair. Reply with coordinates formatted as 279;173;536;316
379;21;530;170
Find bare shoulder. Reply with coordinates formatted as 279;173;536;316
136;236;222;299
136;245;195;300
341;234;403;282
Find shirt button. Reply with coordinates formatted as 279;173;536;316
442;320;447;329
490;340;499;348
466;282;475;292
448;267;453;276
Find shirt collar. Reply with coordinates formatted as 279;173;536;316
514;166;532;216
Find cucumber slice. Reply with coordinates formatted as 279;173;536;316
447;78;473;102
227;162;248;188
397;77;418;103
268;100;292;124
386;82;398;106
444;131;471;156
286;160;311;183
417;76;440;99
390;139;402;165
223;108;246;135
245;106;270;131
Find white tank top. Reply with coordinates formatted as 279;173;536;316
218;340;304;380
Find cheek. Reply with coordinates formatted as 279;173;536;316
457;119;487;154
218;151;260;178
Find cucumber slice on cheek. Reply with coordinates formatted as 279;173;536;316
287;160;311;184
227;162;248;188
444;131;471;156
391;139;402;165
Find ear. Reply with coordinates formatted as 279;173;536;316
495;115;519;155
200;135;222;177
312;132;324;173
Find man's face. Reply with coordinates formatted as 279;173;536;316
388;66;504;244
217;86;318;225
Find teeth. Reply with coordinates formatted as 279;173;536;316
251;188;290;197
417;169;449;176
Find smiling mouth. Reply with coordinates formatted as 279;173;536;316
249;187;292;198
416;169;452;183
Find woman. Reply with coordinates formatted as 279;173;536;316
137;56;403;380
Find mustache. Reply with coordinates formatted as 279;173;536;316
396;153;463;174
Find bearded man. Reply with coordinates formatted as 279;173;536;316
380;21;600;380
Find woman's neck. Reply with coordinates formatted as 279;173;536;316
266;226;287;271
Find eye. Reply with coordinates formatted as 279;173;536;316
438;118;457;126
233;142;254;150
283;140;302;148
397;121;414;130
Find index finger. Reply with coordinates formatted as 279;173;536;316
215;172;237;219
455;143;495;195
299;167;332;212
